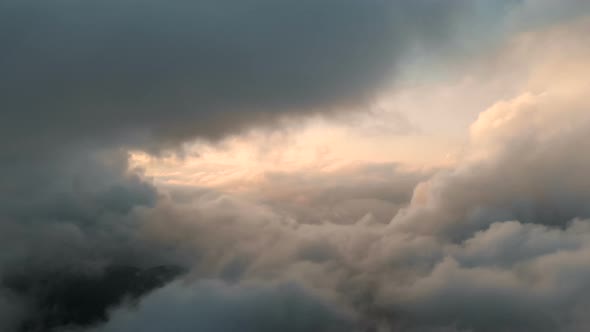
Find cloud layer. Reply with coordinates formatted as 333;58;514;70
88;17;590;332
2;2;590;332
92;281;351;332
0;0;503;153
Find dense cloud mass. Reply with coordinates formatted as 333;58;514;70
95;17;590;332
0;150;187;331
2;1;590;332
91;281;352;332
0;0;508;153
1;1;470;329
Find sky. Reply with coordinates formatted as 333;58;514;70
2;1;590;331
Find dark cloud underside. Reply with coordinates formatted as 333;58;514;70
4;1;590;332
0;0;476;153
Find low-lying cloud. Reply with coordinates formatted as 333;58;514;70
90;17;590;332
2;3;590;332
91;281;352;332
0;0;510;153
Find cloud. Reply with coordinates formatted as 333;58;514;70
0;150;186;331
96;17;590;332
4;265;183;331
379;220;590;332
132;199;590;331
0;0;521;153
91;280;352;332
391;18;590;240
2;3;590;332
0;292;24;332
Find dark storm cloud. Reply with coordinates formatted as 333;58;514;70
0;150;187;331
0;149;156;223
0;0;511;152
4;265;183;331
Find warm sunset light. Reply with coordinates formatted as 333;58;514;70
2;1;590;331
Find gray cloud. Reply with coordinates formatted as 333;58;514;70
82;18;590;332
392;87;590;240
2;2;590;332
382;220;590;332
1;1;477;325
0;0;519;153
131;201;590;332
0;292;24;332
91;281;352;332
0;150;187;331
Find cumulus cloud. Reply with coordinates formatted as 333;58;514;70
83;17;590;332
0;150;186;331
389;17;590;240
131;205;590;331
380;220;590;332
2;0;471;322
238;162;429;225
3;2;590;332
393;82;590;240
91;281;352;332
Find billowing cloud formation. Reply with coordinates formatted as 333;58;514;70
81;17;590;332
234;163;429;225
1;1;472;329
393;19;590;240
2;2;590;332
0;0;510;153
0;150;187;331
92;281;351;332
